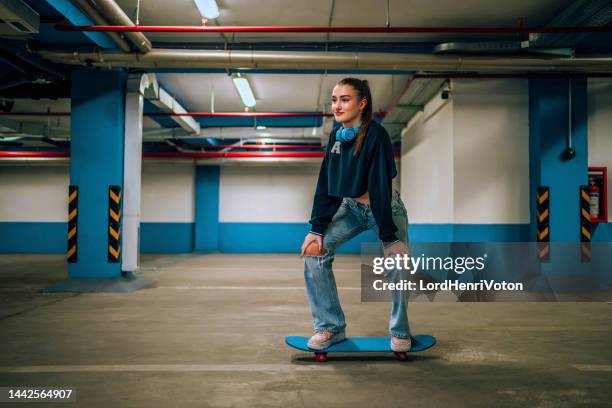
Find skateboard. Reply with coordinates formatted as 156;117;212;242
285;335;436;362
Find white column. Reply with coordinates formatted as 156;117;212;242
122;74;157;273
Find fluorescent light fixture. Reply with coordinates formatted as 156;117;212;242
193;0;220;19
256;125;267;130
232;75;256;108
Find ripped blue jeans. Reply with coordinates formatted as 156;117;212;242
303;190;410;338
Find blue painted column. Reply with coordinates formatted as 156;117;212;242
69;70;126;278
195;165;220;252
529;76;588;242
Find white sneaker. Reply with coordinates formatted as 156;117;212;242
307;331;346;350
391;336;412;352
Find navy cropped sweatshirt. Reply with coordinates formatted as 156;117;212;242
309;120;399;244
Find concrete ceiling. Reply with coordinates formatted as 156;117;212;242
1;0;595;143
107;0;576;131
3;73;408;130
114;0;575;43
157;73;408;113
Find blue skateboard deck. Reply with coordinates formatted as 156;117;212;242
285;335;436;362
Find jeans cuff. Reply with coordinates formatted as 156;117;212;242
315;327;345;335
389;330;411;339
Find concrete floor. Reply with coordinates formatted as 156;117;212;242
0;253;611;408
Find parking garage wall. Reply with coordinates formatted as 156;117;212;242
0;162;195;253
2;79;611;253
215;165;379;253
401;79;531;242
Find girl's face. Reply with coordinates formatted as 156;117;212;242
332;84;367;126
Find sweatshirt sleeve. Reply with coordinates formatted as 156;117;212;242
367;128;399;245
309;134;343;236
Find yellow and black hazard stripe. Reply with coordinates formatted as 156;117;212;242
536;186;550;262
108;185;122;263
67;185;78;263
580;185;592;262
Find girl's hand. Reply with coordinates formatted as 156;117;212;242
301;233;324;257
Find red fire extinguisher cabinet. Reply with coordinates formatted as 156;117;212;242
588;167;608;223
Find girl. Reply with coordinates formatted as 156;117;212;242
300;77;411;352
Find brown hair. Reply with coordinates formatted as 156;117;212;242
337;77;372;156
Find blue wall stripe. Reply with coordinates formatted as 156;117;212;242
215;223;532;253
0;222;194;254
140;223;194;253
3;222;606;254
413;224;531;242
409;224;454;242
0;222;66;253
218;223;379;254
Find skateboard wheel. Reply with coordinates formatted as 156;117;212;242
315;352;328;363
394;352;408;361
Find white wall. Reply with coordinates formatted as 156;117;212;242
219;165;319;223
0;162;195;223
588;78;612;220
141;162;194;222
400;79;530;224
401;90;454;223
453;80;530;223
0;166;69;221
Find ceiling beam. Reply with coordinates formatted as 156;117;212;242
45;0;116;48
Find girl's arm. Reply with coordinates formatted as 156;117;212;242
309;148;343;237
367;129;399;246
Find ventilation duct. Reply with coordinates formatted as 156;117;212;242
435;42;522;54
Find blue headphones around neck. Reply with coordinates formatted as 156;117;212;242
336;123;361;143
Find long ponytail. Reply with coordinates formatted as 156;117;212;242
337;77;372;157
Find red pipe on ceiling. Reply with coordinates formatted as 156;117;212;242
148;112;386;118
192;144;324;149
0;111;386;118
0;151;70;158
0;145;325;151
145;151;325;158
54;24;612;34
0;151;400;158
0;151;324;158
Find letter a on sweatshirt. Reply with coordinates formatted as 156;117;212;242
330;141;341;154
